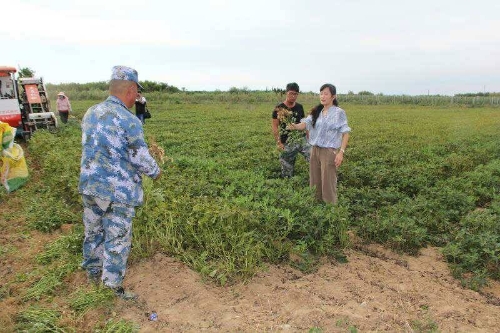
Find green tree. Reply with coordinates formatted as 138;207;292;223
229;87;239;94
139;80;180;93
358;90;374;96
18;67;36;78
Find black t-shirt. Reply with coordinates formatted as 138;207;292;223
272;102;305;144
135;100;146;115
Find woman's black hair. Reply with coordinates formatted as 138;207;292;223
310;84;339;127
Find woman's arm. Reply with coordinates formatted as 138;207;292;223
334;132;350;168
288;122;306;131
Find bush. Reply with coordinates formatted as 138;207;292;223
443;209;500;289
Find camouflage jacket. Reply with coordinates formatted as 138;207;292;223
79;95;160;206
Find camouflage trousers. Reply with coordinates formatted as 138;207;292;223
81;194;135;288
279;140;311;178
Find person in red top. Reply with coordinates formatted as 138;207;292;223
56;92;72;124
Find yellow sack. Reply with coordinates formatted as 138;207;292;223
0;121;15;150
1;143;29;193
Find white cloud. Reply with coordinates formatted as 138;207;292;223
3;1;196;46
3;0;499;94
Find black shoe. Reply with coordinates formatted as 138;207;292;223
87;270;101;285
112;286;138;300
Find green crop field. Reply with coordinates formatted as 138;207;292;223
25;98;500;284
1;96;499;331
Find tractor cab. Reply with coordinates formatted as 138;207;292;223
0;66;22;130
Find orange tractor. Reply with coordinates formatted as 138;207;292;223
0;66;58;140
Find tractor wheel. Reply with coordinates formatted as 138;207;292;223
48;125;58;133
23;131;31;141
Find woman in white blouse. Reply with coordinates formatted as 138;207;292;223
289;83;351;204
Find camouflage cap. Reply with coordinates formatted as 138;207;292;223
111;65;143;90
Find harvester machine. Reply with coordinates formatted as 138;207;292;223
0;66;58;140
19;77;58;139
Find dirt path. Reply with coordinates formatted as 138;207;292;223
112;245;500;332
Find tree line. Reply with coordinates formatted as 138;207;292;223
46;80;181;93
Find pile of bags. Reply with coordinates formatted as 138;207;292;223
0;122;28;193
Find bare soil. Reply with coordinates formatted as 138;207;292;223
113;245;500;332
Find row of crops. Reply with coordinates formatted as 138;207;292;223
44;88;500;107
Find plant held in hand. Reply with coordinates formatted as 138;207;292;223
275;106;304;145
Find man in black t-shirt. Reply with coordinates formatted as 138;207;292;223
271;82;311;178
135;92;147;124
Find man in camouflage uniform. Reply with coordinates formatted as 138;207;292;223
79;66;161;300
272;82;311;178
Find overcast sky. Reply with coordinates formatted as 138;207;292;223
3;0;499;95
